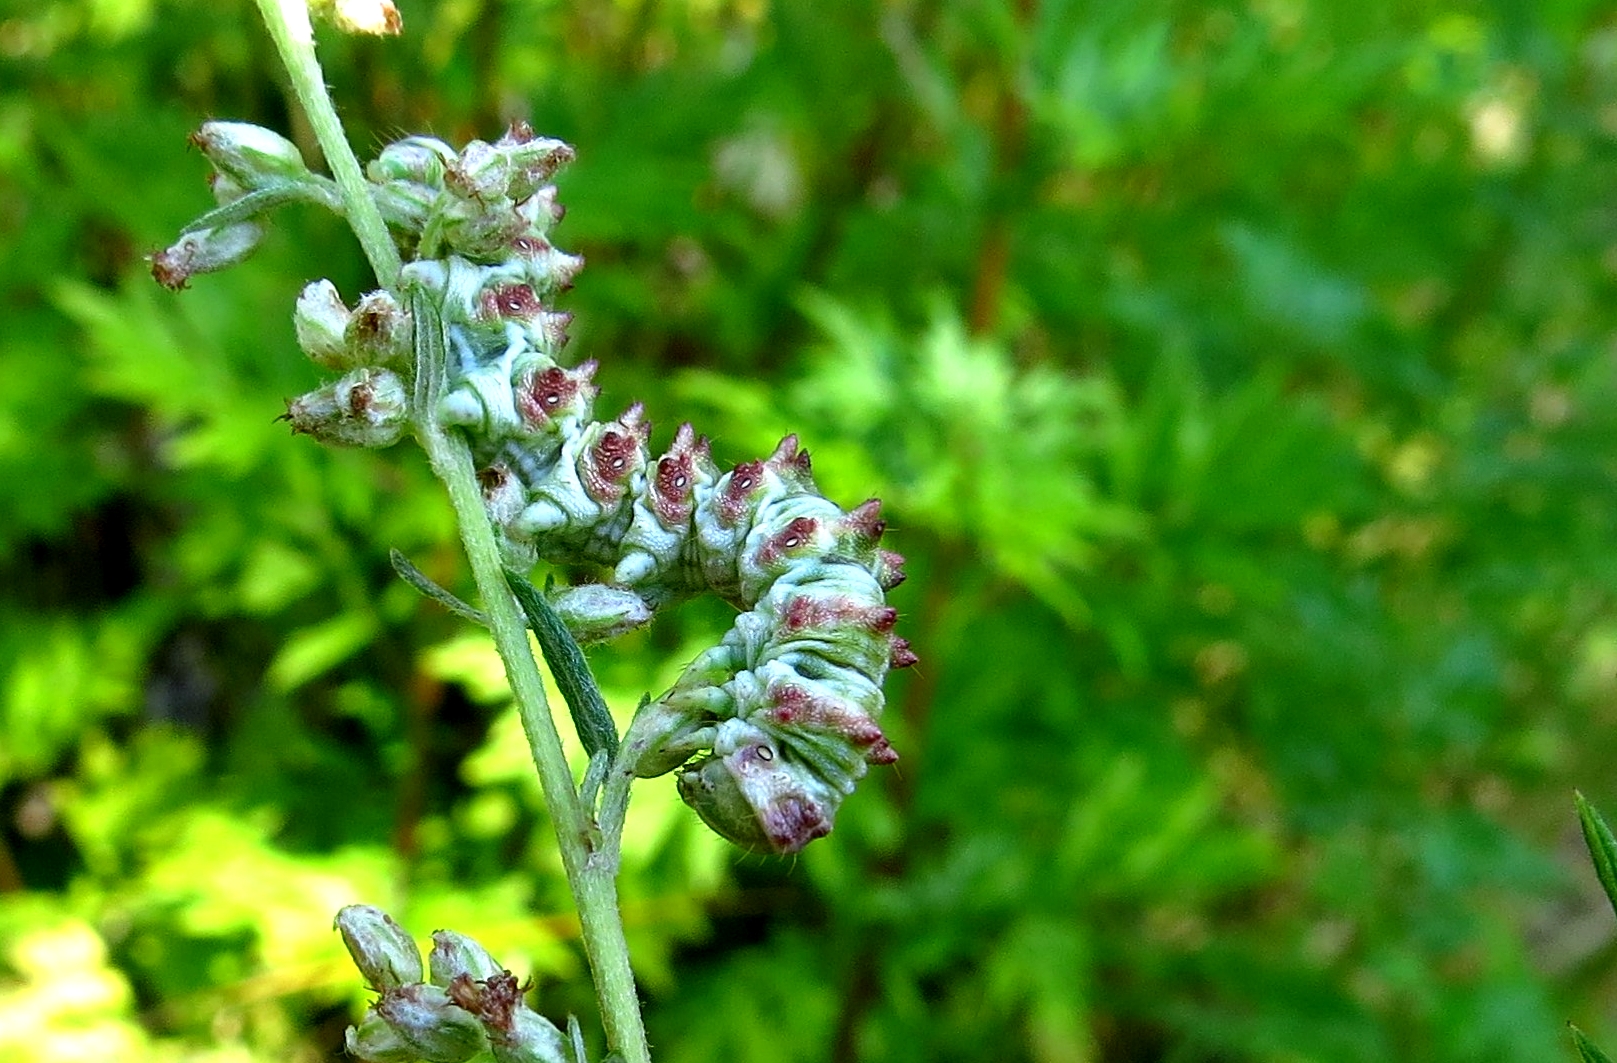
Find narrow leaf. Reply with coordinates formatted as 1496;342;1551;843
1572;1024;1615;1063
391;549;488;626
506;571;621;760
567;1014;589;1063
1576;791;1617;922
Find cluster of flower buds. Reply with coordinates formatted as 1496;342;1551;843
336;905;581;1063
158;121;913;853
150;122;342;291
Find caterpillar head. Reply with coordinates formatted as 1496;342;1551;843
676;720;837;855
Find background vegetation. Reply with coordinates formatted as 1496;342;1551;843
4;0;1617;1059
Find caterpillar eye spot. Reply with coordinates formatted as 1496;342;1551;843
783;537;801;549
674;475;687;489
545;394;559;406
610;457;625;470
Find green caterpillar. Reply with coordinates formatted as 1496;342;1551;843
174;121;913;854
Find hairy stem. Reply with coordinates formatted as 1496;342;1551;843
250;3;649;1058
251;0;403;286
412;293;650;1063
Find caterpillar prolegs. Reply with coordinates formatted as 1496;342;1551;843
262;123;914;854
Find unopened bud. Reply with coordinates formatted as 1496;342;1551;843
345;290;411;366
442;970;566;1063
549;584;653;644
369;136;456;188
447;140;511;203
345;1007;418;1063
190;121;310;190
335;904;423;991
294;279;353;367
284;367;409;448
428;930;504;987
376;984;487;1063
500;136;575;203
488;1007;569;1063
150;222;264;290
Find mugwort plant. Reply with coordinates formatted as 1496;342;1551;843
152;3;913;1060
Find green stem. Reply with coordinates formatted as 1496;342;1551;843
248;4;650;1058
251;0;403;287
412;293;651;1063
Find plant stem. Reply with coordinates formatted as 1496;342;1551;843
251;0;403;287
413;296;649;1063
249;4;650;1058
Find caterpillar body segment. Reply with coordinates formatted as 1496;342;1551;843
283;127;911;854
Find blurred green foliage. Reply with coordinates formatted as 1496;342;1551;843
4;0;1617;1060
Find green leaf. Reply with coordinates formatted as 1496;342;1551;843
505;572;620;761
1571;1024;1614;1063
1576;791;1617;923
265;612;378;692
390;548;487;626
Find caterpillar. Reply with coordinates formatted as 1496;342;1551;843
261;123;914;854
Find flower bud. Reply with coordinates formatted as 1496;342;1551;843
497;130;575;203
447;139;511;203
335;904;424;991
428;930;505;987
284;367;410;448
344;290;411;367
294;279;353;367
548;584;653;645
488;1007;569;1063
189;121;310;190
376;984;487;1063
369;136;456;188
345;1007;418;1063
445;970;568;1063
150;222;264;290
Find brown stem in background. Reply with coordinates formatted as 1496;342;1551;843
392;664;442;866
0;832;23;893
